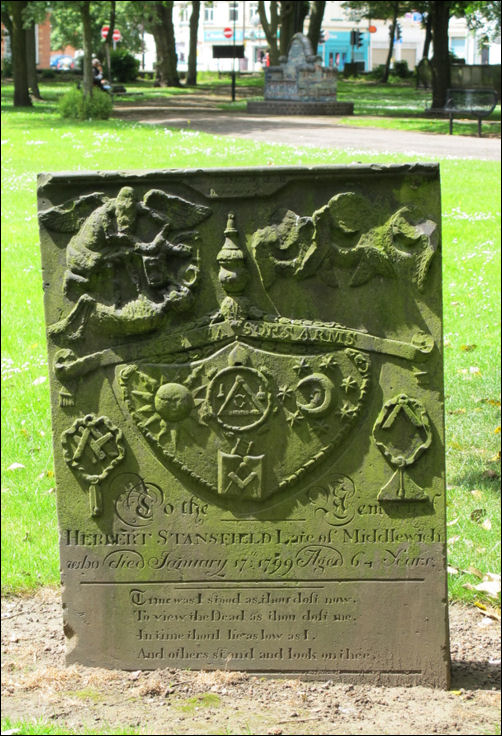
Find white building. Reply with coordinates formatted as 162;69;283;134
137;1;501;75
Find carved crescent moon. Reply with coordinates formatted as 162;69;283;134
296;373;334;416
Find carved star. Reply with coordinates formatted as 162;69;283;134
277;385;293;402
293;358;311;376
312;419;331;434
340;376;358;393
286;409;305;427
320;355;337;370
338;402;358;419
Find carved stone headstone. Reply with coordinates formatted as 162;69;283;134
38;165;449;687
247;34;354;115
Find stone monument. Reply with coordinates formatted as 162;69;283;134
38;165;449;686
247;34;354;115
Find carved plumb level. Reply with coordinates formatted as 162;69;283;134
38;166;449;686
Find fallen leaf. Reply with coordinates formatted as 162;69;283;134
460;344;477;351
469;366;481;374
449;408;466;415
448;535;460;545
32;376;47;386
494;426;501;434
470;508;486;523
481;517;492;530
447;517;459;526
473;599;487;610
467;566;484;579
473;579;501;599
447;565;459;575
477;398;501;407
450;689;462;696
470;489;484;499
7;463;25;471
489;450;501;462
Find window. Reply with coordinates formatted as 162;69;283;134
248;2;259;22
179;3;189;23
204;1;214;23
229;1;239;23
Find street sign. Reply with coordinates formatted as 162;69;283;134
369;25;377;33
223;27;233;39
112;29;121;42
212;45;245;58
101;25;109;40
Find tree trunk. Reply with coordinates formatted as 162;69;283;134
258;1;280;65
383;2;399;83
430;1;451;109
152;27;168;85
187;0;200;86
153;1;180;87
308;1;326;55
10;1;32;106
280;1;308;57
81;0;93;97
422;12;432;59
104;0;116;82
25;22;42;99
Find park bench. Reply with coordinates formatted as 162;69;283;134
444;88;498;136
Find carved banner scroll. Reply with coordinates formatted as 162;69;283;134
38;165;449;687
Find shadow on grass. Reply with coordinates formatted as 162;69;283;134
449;466;501;494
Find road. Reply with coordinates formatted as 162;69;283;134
114;103;501;161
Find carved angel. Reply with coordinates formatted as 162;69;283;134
39;187;211;341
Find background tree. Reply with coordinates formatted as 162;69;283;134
258;0;326;64
343;1;407;82
1;1;31;106
308;1;327;53
103;0;116;82
50;1;143;60
258;0;280;64
427;1;500;107
187;0;200;85
279;1;309;56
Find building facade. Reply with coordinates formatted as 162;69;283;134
137;1;500;75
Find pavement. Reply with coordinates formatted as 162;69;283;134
113;101;501;161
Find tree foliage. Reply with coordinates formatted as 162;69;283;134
49;0;143;56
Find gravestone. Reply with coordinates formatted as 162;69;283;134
247;34;354;115
38;165;450;687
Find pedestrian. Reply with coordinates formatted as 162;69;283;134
92;58;111;93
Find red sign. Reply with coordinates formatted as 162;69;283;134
223;27;233;39
101;25;109;40
369;25;377;33
112;29;122;42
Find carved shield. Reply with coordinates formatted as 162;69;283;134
116;337;370;501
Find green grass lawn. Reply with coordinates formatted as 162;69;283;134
1;83;500;607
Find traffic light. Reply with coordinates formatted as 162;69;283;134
396;23;402;41
319;29;325;44
356;30;363;48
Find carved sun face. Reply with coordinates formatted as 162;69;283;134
154;382;194;422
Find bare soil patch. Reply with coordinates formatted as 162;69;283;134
1;589;500;735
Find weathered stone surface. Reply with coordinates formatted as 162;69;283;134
246;100;354;116
38;165;449;686
265;34;337;102
248;34;354;116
